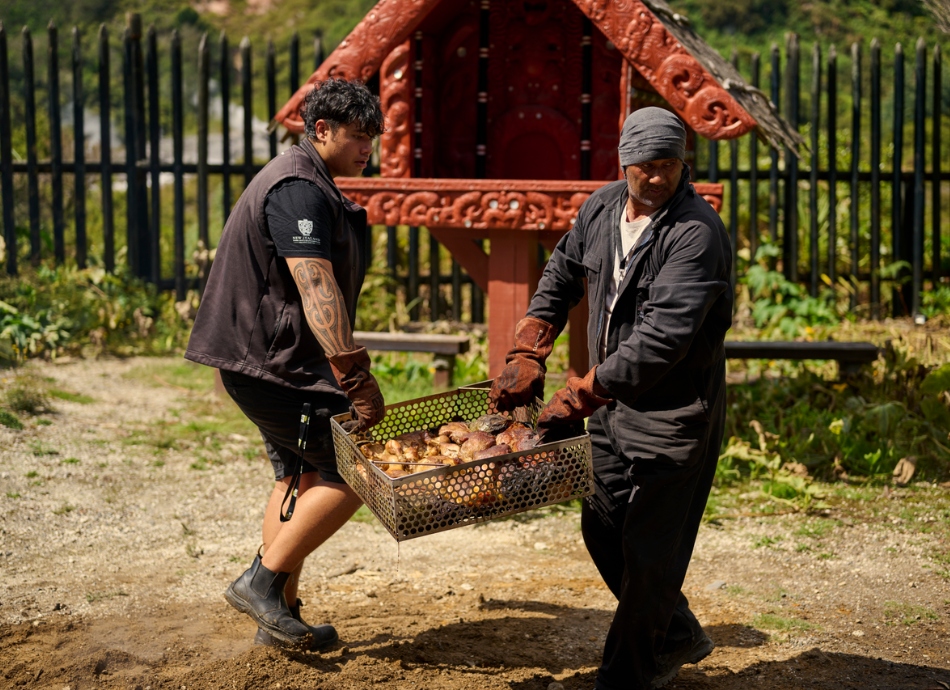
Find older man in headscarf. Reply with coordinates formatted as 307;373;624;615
490;107;733;689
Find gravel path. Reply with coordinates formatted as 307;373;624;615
1;356;948;689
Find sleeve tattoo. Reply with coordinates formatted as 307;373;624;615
290;258;355;356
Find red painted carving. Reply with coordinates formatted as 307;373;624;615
573;0;756;140
590;29;623;180
336;178;597;231
486;1;585;180
272;0;440;133
274;0;757;143
692;183;724;213
379;42;412;178
336;177;724;227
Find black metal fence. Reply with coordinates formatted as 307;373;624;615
0;16;947;321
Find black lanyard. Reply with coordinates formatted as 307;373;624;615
280;402;312;523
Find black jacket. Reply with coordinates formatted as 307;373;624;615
527;170;733;465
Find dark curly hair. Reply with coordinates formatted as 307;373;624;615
300;78;385;139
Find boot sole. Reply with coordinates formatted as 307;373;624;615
652;635;715;689
255;626;339;651
224;586;313;650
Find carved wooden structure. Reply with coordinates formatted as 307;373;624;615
274;0;795;377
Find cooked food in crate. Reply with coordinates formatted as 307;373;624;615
355;414;541;480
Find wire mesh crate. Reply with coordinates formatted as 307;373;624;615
330;381;593;542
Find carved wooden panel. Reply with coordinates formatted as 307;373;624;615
336;178;599;231
573;0;756;140
487;0;583;180
274;0;758;145
273;0;440;133
420;6;480;178
335;178;724;227
590;28;623;180
379;41;412;178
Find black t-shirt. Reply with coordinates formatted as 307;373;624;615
264;179;334;259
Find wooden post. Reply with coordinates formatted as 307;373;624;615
567;293;590;379
487;230;539;377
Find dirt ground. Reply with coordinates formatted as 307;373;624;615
2;357;949;690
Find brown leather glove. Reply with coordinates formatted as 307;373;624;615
536;366;612;434
489;317;558;412
327;347;385;432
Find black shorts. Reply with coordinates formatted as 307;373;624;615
219;369;351;484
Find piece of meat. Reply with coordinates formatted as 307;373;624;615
473;443;510;461
438;422;473;443
495;421;542;452
371;451;406;476
359;442;385;459
438;442;461;459
384;439;404;456
470;414;511;434
395;430;430;445
459;431;496;460
496;422;533;448
511;433;540;452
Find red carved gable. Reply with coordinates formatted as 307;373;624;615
271;0;757;142
272;0;441;133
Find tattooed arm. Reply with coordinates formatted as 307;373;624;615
286;256;355;356
286;256;385;429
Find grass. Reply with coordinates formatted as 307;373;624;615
350;505;379;525
882;601;939;625
28;441;58;456
3;375;51;414
121;360;260;454
52;504;75;515
48;388;95;404
794;519;838;540
753;613;817;633
0;409;23;429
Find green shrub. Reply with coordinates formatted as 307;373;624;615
4;374;51;414
0;264;193;361
722;341;950;482
740;245;840;339
0;409;23;430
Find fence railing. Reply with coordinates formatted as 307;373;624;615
0;15;947;321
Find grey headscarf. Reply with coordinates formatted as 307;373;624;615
618;107;687;167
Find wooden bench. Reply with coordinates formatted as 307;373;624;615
724;341;880;376
353;331;471;389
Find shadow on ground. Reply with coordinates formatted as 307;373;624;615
506;652;950;690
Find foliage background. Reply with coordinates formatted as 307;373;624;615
1;0;949;491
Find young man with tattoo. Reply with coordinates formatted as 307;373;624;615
185;79;386;650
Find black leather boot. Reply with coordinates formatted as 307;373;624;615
224;555;312;649
254;598;338;651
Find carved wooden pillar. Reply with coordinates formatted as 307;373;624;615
487;229;539;377
379;41;412;178
568;292;590;378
